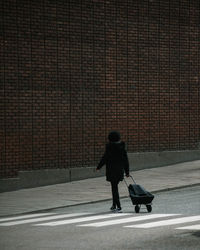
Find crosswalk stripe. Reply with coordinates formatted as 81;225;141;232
0;213;55;223
77;214;178;227
125;215;200;228
176;224;200;230
0;213;88;226
35;213;131;226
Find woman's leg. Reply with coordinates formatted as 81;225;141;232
111;181;121;208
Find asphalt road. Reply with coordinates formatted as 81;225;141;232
0;186;200;250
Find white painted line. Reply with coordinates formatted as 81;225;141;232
125;215;200;228
35;213;130;226
176;224;200;230
0;213;88;226
0;213;55;223
78;214;178;227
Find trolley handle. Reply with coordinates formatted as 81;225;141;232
124;174;137;187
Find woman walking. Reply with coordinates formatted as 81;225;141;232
96;131;129;212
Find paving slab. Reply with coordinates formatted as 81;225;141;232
0;160;199;217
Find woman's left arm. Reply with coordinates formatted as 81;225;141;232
96;152;106;170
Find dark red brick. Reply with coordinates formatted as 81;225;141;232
0;0;199;178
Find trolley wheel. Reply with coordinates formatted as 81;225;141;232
135;205;140;213
146;204;152;213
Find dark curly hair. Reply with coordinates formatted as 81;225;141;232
108;131;121;142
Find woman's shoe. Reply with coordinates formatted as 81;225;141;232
116;207;122;213
110;205;116;211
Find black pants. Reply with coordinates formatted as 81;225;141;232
111;180;121;208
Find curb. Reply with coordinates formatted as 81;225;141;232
0;183;199;218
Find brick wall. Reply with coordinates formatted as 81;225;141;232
0;0;199;178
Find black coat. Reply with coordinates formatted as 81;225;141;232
97;141;129;182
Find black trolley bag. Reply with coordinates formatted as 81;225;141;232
124;175;154;213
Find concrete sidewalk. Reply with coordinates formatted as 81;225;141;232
0;160;200;217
